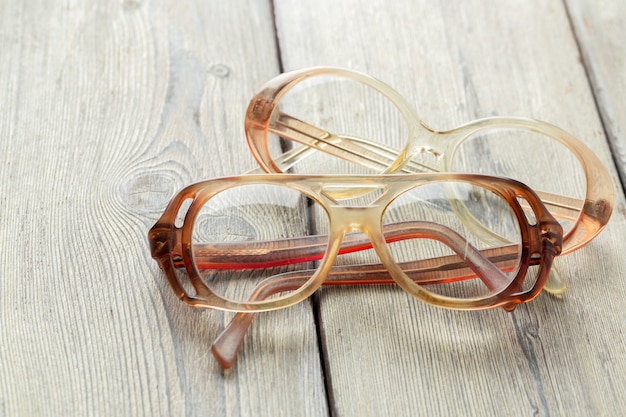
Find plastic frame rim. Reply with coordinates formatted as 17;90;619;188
149;173;562;313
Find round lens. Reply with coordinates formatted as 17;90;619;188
449;128;586;236
191;184;330;304
266;73;409;174
382;181;523;299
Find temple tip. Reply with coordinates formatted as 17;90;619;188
210;312;256;369
543;268;567;295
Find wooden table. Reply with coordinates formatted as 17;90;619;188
2;1;625;415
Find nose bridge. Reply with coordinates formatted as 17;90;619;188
401;128;456;173
329;205;384;235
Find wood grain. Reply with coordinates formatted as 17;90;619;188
566;0;626;183
2;0;626;416
0;1;327;416
273;0;626;415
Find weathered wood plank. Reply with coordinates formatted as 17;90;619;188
0;1;327;416
566;0;626;183
273;0;626;415
3;0;626;415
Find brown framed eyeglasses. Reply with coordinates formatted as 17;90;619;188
149;173;562;368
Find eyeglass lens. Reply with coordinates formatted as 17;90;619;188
449;129;585;236
265;74;410;175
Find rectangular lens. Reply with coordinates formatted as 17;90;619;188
190;183;330;304
382;181;523;299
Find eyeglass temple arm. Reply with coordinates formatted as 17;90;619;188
190;220;516;280
267;112;583;222
210;223;518;369
270;112;393;172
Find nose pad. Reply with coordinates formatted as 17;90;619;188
336;229;385;267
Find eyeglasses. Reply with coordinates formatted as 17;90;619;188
149;173;562;368
149;67;612;369
244;67;613;257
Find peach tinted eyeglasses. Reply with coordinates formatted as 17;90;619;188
244;67;612;257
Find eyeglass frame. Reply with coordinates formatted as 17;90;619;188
244;66;613;256
149;172;562;314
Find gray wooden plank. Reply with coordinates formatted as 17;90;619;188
566;0;626;183
0;1;327;416
273;0;626;415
